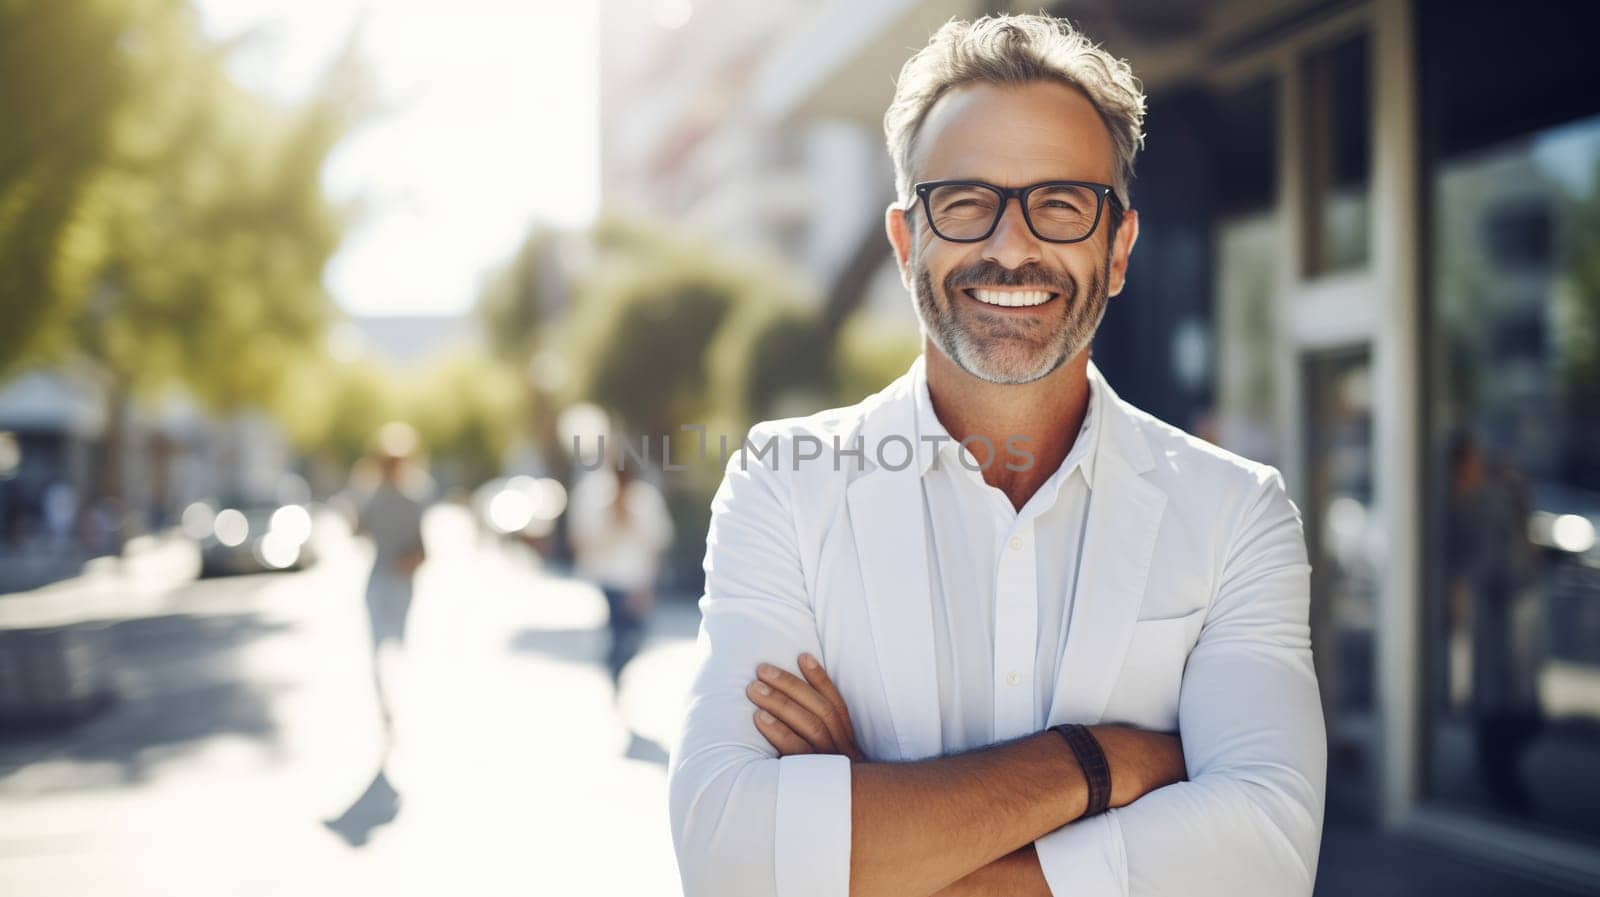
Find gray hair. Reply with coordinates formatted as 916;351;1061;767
884;14;1146;209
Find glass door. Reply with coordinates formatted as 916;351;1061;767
1302;346;1378;821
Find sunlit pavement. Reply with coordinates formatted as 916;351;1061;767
0;504;698;896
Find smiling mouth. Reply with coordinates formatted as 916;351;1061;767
962;287;1058;309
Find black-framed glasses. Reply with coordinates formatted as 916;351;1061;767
910;179;1122;244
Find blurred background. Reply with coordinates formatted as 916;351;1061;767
2;0;1599;894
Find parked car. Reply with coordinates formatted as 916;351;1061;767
186;500;319;577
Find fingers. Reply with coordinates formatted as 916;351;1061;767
747;676;836;753
757;661;852;750
798;653;855;731
798;653;863;761
753;708;813;756
756;663;836;722
746;656;863;761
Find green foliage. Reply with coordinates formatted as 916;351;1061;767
1;0;365;414
0;0;145;373
273;348;526;489
708;305;832;423
571;266;734;437
561;218;808;439
834;309;922;405
406;352;525;486
539;213;921;453
273;354;398;469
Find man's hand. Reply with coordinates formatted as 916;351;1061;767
743;653;1187;803
746;653;866;762
741;654;1189;897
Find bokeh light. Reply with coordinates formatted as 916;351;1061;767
269;504;314;546
213;508;249;547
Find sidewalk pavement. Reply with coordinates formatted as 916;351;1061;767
0;504;695;896
0;530;201;628
1318;820;1598;896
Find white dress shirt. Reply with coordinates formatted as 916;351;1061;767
668;357;1325;897
914;364;1098;748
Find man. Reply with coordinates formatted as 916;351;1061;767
669;14;1325;897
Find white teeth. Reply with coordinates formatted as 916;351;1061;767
970;289;1053;307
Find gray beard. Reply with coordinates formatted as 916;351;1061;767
912;254;1111;385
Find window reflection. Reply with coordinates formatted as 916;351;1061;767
1427;113;1600;845
1211;77;1282;466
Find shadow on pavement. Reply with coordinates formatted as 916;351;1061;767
506;624;607;667
322;767;401;848
0;605;296;791
504;592;702;669
625;729;670;766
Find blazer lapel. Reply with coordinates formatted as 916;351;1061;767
846;367;942;760
1048;367;1169;725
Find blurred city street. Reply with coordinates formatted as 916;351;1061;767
5;0;1600;891
0;505;695;896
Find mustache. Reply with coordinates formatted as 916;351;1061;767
944;261;1076;295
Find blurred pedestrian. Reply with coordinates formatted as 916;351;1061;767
1447;432;1543;814
569;449;674;696
355;422;429;747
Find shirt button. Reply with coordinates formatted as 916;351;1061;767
1006;671;1021;686
1008;536;1023;551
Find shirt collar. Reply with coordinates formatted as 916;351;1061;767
911;356;1102;491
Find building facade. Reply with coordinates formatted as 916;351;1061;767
1064;2;1600;886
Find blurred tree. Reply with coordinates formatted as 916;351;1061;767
277;348;525;492
566;216;820;437
0;0;142;374
833;308;923;405
556;219;824;588
2;0;366;539
406;352;524;487
707;304;831;424
474;226;577;505
77;12;363;412
274;354;399;473
567;261;735;440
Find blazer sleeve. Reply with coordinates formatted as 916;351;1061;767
1035;466;1327;896
667;428;853;897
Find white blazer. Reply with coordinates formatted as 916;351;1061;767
669;358;1326;897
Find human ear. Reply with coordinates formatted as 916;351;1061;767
886;203;914;290
1107;208;1139;297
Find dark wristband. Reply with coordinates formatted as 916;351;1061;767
1052;723;1111;817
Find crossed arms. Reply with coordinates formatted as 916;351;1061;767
745;654;1187;896
668;446;1326;897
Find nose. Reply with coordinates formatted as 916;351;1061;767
981;195;1042;269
